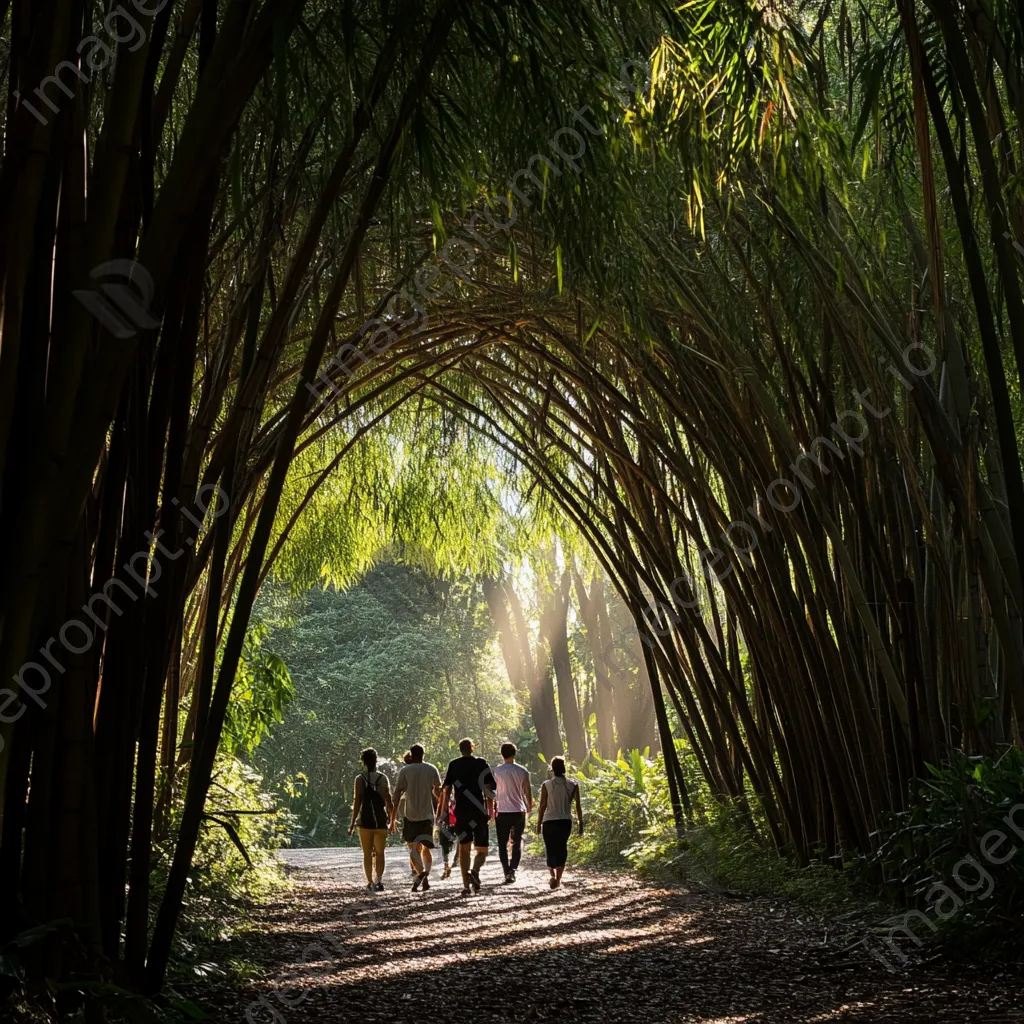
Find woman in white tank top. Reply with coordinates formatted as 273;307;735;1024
536;756;583;889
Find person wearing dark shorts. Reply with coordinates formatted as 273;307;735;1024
392;744;442;891
439;738;495;895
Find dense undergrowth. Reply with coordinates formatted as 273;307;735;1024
571;747;1024;961
151;759;291;981
864;749;1024;956
573;750;867;914
2;757;290;1023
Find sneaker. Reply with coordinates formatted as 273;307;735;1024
366;883;375;892
412;874;423;892
509;869;517;883
375;881;385;891
460;886;471;897
421;875;430;891
549;876;557;889
469;869;481;893
503;871;513;884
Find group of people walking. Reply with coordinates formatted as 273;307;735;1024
348;738;583;895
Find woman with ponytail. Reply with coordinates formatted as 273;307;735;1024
349;748;394;890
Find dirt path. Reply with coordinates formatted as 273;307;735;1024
199;846;1023;1023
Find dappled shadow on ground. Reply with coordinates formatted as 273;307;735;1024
189;847;1024;1023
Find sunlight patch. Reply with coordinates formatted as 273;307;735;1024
805;1006;876;1021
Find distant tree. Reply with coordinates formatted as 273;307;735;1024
252;562;517;841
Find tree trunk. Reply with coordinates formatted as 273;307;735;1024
504;579;562;758
630;625;659;753
482;576;529;694
574;571;616;755
544;571;587;763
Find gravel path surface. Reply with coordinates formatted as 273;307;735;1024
196;846;1024;1023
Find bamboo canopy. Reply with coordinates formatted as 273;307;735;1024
1;0;1022;992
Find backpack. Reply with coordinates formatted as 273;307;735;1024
359;770;388;829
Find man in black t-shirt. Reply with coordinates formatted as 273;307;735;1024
438;737;495;895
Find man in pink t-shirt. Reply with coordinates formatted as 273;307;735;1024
492;742;533;884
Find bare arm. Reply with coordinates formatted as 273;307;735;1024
574;783;584;836
536;785;548;832
483;767;497;820
349;777;364;835
382;779;395;831
391;771;407;829
437;786;450;822
525;779;534;815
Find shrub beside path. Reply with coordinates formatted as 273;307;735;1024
196;847;1023;1023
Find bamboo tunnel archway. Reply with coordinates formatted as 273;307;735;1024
2;0;1023;996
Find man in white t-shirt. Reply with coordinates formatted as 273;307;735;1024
391;744;442;891
492;742;533;884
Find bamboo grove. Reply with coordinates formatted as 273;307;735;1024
1;0;1023;996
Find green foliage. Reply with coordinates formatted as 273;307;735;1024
151;758;288;981
575;749;674;867
575;748;869;917
670;806;865;915
862;750;1024;947
275;772;355;847
273;406;572;592
222;625;296;758
252;561;520;844
1;921;209;1023
575;745;1024;948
